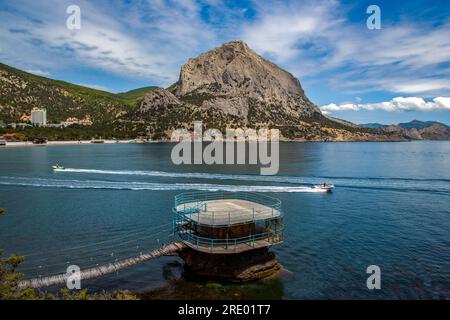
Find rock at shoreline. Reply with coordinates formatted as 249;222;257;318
179;247;281;282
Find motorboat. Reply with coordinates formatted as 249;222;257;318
312;183;335;192
52;164;65;172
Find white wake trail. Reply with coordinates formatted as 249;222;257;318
60;168;450;192
0;177;328;193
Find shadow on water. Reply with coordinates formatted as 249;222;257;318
139;261;288;300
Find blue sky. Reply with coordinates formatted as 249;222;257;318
1;0;450;125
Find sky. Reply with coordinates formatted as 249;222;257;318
1;0;450;125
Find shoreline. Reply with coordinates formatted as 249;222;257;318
0;140;152;147
0;139;447;148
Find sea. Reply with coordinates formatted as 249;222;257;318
0;141;449;299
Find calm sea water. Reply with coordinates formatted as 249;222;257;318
0;142;449;299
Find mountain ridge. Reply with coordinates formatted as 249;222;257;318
360;120;449;129
360;120;450;140
1;41;447;141
132;41;407;141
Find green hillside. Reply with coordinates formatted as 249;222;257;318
0;63;156;122
0;63;158;139
117;86;158;103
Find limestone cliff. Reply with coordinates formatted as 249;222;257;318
137;41;408;141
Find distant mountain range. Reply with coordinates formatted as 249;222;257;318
0;41;448;141
360;120;450;140
360;120;449;129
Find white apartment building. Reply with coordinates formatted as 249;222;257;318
31;107;47;127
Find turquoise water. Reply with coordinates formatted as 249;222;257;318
0;142;449;299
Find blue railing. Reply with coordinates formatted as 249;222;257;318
173;191;284;252
174;191;283;227
179;229;284;253
175;191;281;209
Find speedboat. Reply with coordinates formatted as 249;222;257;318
312;183;335;192
52;164;65;172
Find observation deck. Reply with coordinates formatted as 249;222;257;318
173;191;284;254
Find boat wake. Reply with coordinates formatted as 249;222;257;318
0;177;327;193
60;168;450;193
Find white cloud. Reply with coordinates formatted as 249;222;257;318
321;97;450;113
1;0;450;98
390;80;450;95
242;1;336;62
240;1;450;96
0;0;216;86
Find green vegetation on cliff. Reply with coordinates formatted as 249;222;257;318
0;63;157;139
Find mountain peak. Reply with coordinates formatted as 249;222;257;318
174;40;320;119
220;40;250;50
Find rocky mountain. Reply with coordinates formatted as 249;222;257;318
175;41;320;119
361;120;450;140
418;124;450;140
1;41;438;141
398;120;448;130
135;41;404;141
359;123;388;129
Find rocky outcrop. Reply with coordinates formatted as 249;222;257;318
4;42;438;141
136;41;413;141
179;247;281;282
419;124;450;140
173;41;320;121
138;88;181;114
382;125;423;140
379;122;450;140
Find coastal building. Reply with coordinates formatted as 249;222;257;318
31;107;47;127
173;191;284;281
62;117;79;127
80;115;93;126
61;115;93;127
19;114;32;122
2;133;17;142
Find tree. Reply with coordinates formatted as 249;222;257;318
0;250;36;300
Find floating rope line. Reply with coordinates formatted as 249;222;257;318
18;242;186;289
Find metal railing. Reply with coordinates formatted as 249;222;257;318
172;191;284;252
179;229;284;253
173;191;283;228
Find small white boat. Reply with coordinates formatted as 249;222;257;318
312;184;335;192
52;164;65;172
